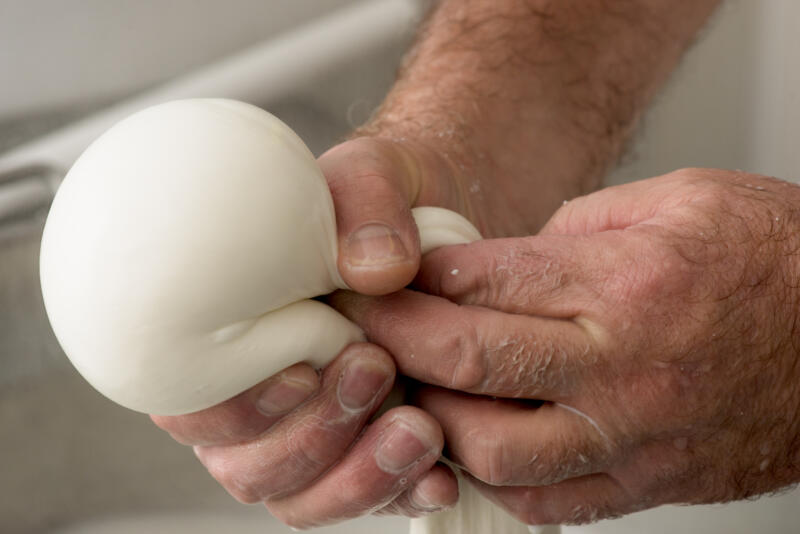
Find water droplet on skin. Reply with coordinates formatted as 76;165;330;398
450;269;460;275
562;200;569;206
409;353;415;359
755;186;765;191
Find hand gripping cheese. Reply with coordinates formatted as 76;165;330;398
39;99;481;416
40;99;552;534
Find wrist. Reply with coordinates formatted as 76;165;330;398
354;97;590;237
351;0;722;236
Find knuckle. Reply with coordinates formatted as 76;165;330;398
151;399;271;446
329;172;397;211
286;415;347;470
666;167;723;189
544;195;586;234
604;239;678;311
438;315;485;390
497;238;572;303
336;478;390;512
211;409;271;444
324;139;400;194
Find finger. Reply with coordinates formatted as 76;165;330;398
541;171;704;236
330;289;594;399
415;386;617;487
469;472;638;526
319;137;466;296
414;234;611;319
193;343;395;503
151;362;320;446
266;407;445;529
375;463;459;517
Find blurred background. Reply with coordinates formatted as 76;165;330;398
1;0;798;532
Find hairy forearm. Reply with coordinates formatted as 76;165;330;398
358;0;721;235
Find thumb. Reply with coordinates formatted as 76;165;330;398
318;137;459;296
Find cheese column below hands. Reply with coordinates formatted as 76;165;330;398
39;99;557;534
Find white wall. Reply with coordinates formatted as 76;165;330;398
607;0;800;184
2;0;797;183
0;0;355;118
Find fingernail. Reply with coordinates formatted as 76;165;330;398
345;223;409;267
338;357;391;411
376;420;434;473
410;484;443;512
256;376;316;416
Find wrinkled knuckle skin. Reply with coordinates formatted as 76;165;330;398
442;318;485;391
286;416;348;473
324;138;400;191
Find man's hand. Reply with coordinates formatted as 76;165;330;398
332;168;800;525
152;0;725;525
150;137;481;528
